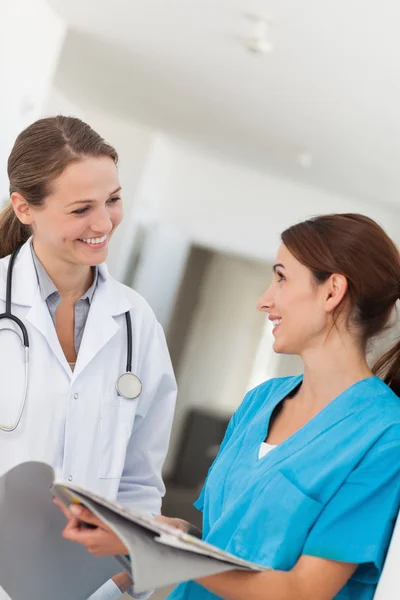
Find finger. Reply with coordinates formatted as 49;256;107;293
63;526;128;557
61;518;82;541
155;515;188;531
62;517;80;534
87;544;110;557
62;526;112;555
69;505;104;528
62;521;97;543
53;498;74;521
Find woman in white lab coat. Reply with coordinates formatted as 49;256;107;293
0;116;177;599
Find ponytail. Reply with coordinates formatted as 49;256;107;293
0;203;30;259
373;337;400;397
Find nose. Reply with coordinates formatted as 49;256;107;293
256;286;274;313
90;207;113;234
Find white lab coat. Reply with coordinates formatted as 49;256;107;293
374;512;400;600
0;241;177;599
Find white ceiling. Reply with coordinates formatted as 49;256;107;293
48;0;400;208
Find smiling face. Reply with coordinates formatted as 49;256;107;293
256;244;336;355
12;156;123;267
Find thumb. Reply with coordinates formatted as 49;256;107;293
69;505;103;528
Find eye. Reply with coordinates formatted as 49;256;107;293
276;270;286;282
107;196;121;204
72;206;90;215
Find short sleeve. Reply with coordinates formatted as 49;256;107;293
303;431;400;583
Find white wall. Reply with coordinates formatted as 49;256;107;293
130;223;191;331
137;137;400;265
45;88;400;292
46;88;157;280
0;0;66;199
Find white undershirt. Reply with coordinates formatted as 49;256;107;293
258;442;277;459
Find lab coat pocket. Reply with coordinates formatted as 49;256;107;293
98;399;138;479
232;469;322;569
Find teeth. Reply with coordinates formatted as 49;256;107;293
80;234;107;245
272;319;282;327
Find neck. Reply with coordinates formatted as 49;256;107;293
33;240;93;302
297;332;373;408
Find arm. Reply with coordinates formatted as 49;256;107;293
197;555;357;600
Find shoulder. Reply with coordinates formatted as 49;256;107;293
116;281;157;321
338;377;400;458
100;271;164;342
0;244;25;279
0;254;9;282
101;268;158;322
0;253;11;268
356;376;400;429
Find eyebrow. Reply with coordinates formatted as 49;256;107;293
66;186;122;207
273;263;285;272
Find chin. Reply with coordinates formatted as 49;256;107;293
91;250;108;263
75;250;108;266
272;339;296;355
272;340;284;354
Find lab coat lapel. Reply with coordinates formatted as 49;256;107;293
26;288;72;376
72;265;132;380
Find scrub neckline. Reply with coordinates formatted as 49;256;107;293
255;374;378;464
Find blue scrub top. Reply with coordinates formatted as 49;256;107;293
167;376;400;600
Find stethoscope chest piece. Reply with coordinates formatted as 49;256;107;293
116;372;142;400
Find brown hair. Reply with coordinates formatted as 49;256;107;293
0;115;118;258
281;213;400;396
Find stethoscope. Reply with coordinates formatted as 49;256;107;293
0;246;142;433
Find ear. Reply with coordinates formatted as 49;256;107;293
11;192;34;226
324;274;348;313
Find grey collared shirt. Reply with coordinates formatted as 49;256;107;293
30;244;99;357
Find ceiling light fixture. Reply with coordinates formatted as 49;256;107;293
297;152;313;169
245;14;273;55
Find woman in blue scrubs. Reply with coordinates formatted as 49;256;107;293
59;213;400;600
